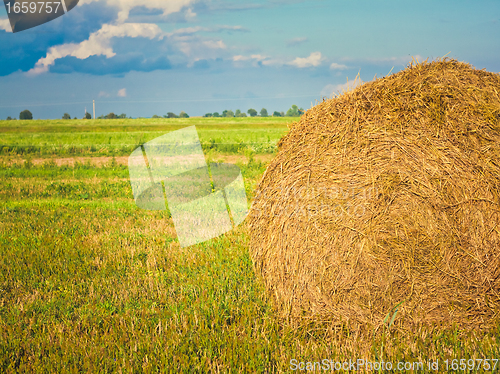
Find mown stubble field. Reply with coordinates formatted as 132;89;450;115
1;118;499;372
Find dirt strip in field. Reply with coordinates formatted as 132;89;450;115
1;154;274;167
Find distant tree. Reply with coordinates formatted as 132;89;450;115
225;110;234;117
212;112;220;117
235;109;241;116
166;112;178;118
97;115;105;119
6;116;12;120
273;111;281;117
84;112;92;119
204;113;213;117
62;113;71;119
152;114;160;118
280;111;285;117
19;110;33;120
106;112;117;119
179;111;189;118
286;105;300;117
117;113;127;119
73;117;77;119
237;112;247;117
260;108;268;117
247;108;258;117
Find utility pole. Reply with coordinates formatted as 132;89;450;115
93;100;95;119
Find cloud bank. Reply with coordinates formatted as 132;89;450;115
0;18;12;33
289;52;324;68
27;0;199;75
28;23;164;75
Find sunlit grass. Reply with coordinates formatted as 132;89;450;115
0;117;292;156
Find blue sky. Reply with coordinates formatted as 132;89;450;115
0;0;499;119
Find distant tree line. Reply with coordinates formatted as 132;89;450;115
60;112;93;119
203;105;304;118
5;110;33;120
152;111;189;119
4;106;305;120
97;113;128;119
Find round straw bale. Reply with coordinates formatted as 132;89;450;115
248;58;500;330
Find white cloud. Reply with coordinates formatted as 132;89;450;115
170;26;205;36
232;54;266;62
232;55;248;62
286;37;307;47
216;25;248;32
98;91;110;97
232;54;284;67
261;59;284;67
202;40;226;50
320;84;336;97
80;0;197;23
320;78;363;97
354;55;423;67
0;18;11;33
117;88;127;97
385;55;423;65
289;52;324;68
164;25;247;62
233;53;347;70
169;25;247;36
249;54;266;61
330;62;348;70
175;33;229;61
27;23;164;75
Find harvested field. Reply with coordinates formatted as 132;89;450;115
249;58;500;331
2;116;500;371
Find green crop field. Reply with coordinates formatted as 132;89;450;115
1;118;499;373
0;117;290;157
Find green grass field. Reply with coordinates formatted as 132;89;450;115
0;117;290;156
1;118;500;373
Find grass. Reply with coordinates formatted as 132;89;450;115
1;118;500;372
0;117;291;156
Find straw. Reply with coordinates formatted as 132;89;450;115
248;58;500;331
